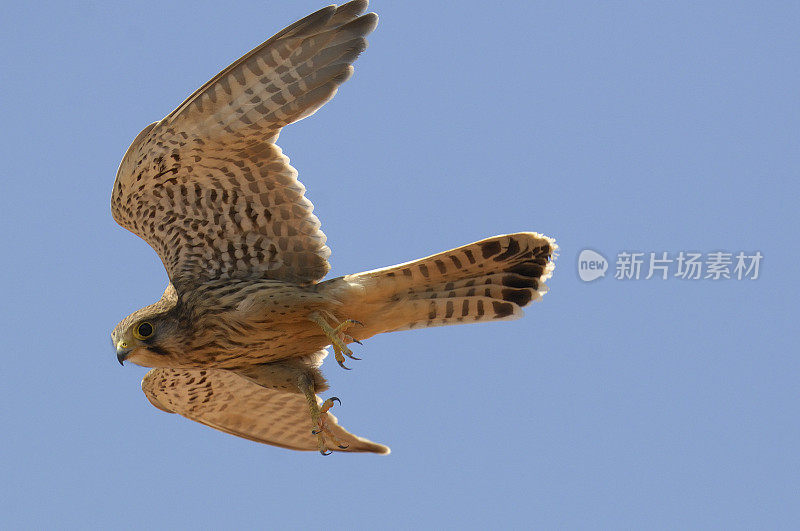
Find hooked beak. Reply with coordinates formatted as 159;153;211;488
116;343;132;366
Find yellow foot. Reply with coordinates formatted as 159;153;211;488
311;397;350;455
308;311;364;370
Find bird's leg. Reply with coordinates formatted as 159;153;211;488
308;311;363;370
296;374;349;455
238;364;348;455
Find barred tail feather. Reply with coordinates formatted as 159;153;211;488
328;233;556;340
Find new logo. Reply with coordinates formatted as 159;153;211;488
578;249;608;282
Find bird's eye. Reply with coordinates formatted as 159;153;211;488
134;321;154;340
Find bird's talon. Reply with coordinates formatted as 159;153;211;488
333;351;351;370
342;334;358;344
312;398;349;455
308;311;365;370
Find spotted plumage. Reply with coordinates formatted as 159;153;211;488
142;366;388;454
112;1;557;454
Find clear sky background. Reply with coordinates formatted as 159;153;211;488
1;1;798;529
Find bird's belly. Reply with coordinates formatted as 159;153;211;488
197;316;331;369
176;280;340;369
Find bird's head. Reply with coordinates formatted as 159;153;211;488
112;285;182;368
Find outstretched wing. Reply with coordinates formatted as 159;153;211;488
141;367;389;454
112;2;378;291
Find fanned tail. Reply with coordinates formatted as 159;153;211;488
323;233;557;340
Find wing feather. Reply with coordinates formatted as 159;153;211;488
112;2;377;290
141;367;389;454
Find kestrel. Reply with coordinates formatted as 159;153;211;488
111;1;557;455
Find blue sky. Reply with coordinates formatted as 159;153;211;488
1;1;798;528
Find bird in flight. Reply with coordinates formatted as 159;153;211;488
111;1;556;455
